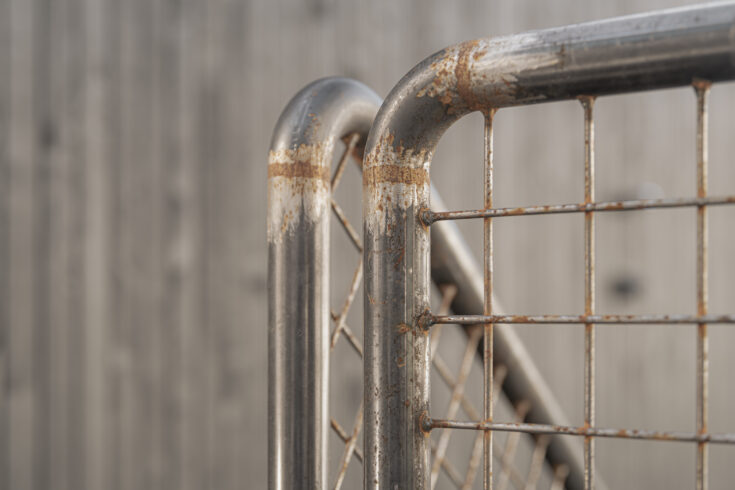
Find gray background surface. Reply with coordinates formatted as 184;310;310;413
1;0;734;488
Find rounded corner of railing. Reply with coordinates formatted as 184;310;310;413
366;3;735;181
270;76;382;152
267;76;381;489
268;77;381;245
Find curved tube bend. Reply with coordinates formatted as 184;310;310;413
269;77;381;244
268;77;381;490
365;3;735;162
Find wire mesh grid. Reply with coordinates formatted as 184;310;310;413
420;82;735;489
428;284;569;490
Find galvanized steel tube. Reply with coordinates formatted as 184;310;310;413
268;77;380;489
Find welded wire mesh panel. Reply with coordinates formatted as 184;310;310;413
421;79;735;489
362;4;735;490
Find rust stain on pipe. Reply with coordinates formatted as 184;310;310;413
268;160;330;182
456;40;483;111
267;142;331;243
363;165;429;187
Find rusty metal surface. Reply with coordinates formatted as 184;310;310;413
431;313;735;325
423;419;735;445
694;79;711;490
482;110;495;490
268;77;380;489
363;130;432;489
421;195;735;223
366;3;735;163
271;77;589;490
364;3;735;490
581;96;596;490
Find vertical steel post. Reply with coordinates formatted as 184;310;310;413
363;126;432;489
268;78;380;489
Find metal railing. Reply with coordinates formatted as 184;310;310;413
268;78;380;489
363;3;735;489
268;79;587;488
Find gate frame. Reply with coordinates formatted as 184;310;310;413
363;3;735;489
268;77;380;489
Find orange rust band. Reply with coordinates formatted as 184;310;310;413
268;161;330;182
456;40;481;110
363;164;429;187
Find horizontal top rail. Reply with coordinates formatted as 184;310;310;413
364;2;735;169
